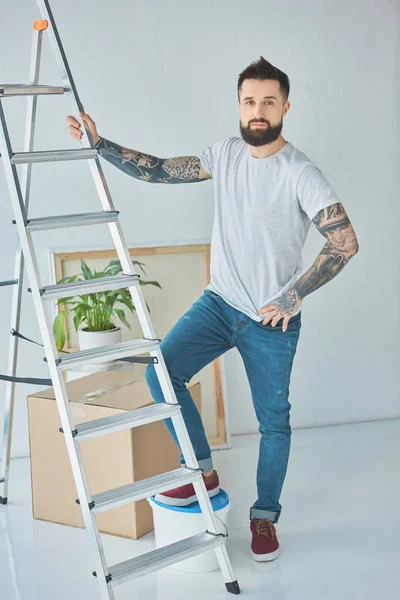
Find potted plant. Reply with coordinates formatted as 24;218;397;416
53;258;161;358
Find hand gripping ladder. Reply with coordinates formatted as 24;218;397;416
0;1;240;597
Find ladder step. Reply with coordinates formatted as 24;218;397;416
54;338;159;370
105;532;224;587
89;467;202;514
73;402;181;441
0;84;65;97
24;211;119;231
0;279;18;287
38;274;140;300
11;148;98;164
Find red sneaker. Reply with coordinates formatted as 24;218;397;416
250;518;280;562
154;470;220;507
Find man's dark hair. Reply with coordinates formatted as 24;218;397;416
237;56;290;102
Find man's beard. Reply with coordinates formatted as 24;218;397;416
239;118;283;147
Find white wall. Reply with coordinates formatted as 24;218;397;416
0;0;399;456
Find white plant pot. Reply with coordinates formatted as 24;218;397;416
78;326;122;367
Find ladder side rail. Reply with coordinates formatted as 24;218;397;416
1;24;44;501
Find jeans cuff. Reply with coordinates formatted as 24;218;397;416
250;507;280;524
180;456;213;473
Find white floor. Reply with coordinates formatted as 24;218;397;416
1;419;400;600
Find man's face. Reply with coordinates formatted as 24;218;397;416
238;79;290;146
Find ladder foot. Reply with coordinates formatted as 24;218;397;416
0;496;7;505
226;580;240;595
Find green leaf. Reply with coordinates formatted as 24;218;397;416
53;311;66;351
76;302;93;312
57;298;81;306
131;260;148;275
115;308;131;330
117;289;134;310
139;280;162;289
73;308;84;332
80;259;94;280
104;291;119;304
104;259;122;274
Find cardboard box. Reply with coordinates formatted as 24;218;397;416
27;370;201;539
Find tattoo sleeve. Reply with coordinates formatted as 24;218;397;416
95;137;210;184
293;202;359;300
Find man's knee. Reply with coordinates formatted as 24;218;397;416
258;406;291;436
146;357;188;390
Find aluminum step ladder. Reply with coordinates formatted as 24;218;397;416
0;1;240;597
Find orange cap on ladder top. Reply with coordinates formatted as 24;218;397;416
33;19;48;31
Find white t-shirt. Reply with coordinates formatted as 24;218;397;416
199;137;340;321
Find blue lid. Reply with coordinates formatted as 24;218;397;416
150;489;229;513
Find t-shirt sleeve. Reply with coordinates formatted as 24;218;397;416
199;142;220;177
199;145;214;177
296;164;341;221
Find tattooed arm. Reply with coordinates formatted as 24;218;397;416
258;202;359;331
66;113;211;183
296;203;359;296
95;137;211;184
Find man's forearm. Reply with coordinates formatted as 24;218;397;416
294;239;357;300
294;204;359;300
259;203;359;324
264;247;357;316
275;204;359;314
95;137;205;184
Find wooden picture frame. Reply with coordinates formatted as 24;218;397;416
52;243;229;449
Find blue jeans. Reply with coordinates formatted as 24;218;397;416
145;289;302;523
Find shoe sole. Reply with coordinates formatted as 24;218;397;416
251;548;280;562
154;486;220;507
